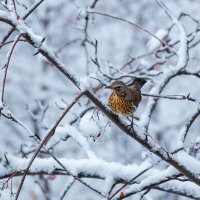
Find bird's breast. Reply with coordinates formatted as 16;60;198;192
108;93;135;116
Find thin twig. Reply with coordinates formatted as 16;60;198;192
1;5;200;191
108;165;155;199
56;38;82;54
50;153;107;198
80;0;100;75
88;10;176;54
142;92;197;102
1;34;21;103
182;107;200;143
0;39;26;48
116;175;179;200
15;92;85;200
140;189;151;200
1;102;106;198
0;0;44;45
59;178;75;200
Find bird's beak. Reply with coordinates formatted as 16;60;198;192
105;85;112;89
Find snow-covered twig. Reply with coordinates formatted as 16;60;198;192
114;166;179;200
0;0;44;45
178;106;200;148
1;152;200;200
142;92;197;102
139;0;189;130
15;92;85;199
59;177;75;200
109;162;158;199
0;38;26;48
155;180;200;199
1;96;102;198
1;5;200;197
77;0;100;75
7;0;17;19
47;125;97;159
1;34;21;103
88;10;176;55
1;104;36;139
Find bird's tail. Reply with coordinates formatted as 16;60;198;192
128;78;147;89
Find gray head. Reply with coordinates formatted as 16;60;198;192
105;81;128;97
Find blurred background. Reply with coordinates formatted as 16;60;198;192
1;0;200;199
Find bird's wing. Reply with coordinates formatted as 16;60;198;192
128;78;147;89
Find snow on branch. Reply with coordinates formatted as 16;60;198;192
47;125;97;159
139;0;189;129
1;1;200;199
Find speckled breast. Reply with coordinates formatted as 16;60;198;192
108;93;135;116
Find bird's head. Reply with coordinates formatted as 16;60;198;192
105;81;127;96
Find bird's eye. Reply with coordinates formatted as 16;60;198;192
114;86;121;90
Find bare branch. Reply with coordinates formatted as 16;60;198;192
0;0;44;45
87;10;176;54
142;92;197;102
1;34;21;103
15;92;85;200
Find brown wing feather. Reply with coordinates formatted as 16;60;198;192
128;86;142;108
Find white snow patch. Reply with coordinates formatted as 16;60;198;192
79;111;100;137
147;29;168;51
176;150;200;174
77;7;88;20
47;125;97;159
160;180;200;198
5;154;153;183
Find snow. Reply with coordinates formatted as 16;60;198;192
159;180;200;198
138;97;155;128
114;166;178;200
77;8;88;20
0;190;14;200
4;154;153;183
157;0;188;70
103;176;114;193
59;177;75;199
0;10;10;19
177;125;187;148
1;0;200;199
26;27;44;47
47;125;97;159
0;100;3;110
7;0;17;20
79;111;100;138
139;0;188;131
176;150;200;174
147;29;168;51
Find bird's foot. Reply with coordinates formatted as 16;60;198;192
126;114;135;130
126;123;134;130
144;132;153;142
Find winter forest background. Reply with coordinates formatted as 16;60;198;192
1;0;200;199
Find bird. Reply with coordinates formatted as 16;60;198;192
105;78;146;116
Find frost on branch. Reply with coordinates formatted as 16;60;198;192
1;0;200;200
